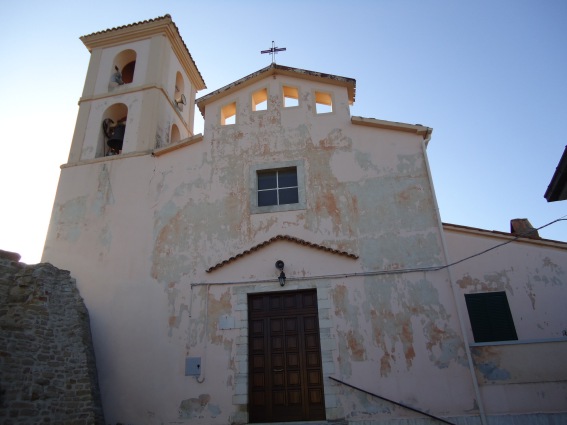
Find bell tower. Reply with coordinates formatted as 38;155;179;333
67;14;206;162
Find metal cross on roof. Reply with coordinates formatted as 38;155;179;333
261;41;286;64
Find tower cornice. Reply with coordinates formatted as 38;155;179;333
80;15;206;91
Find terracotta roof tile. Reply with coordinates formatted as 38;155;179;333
81;14;172;38
206;235;358;273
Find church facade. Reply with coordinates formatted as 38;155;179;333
42;15;567;425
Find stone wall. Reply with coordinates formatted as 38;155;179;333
0;250;105;424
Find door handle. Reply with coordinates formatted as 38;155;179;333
273;368;284;372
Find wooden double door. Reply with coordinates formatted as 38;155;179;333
248;290;325;423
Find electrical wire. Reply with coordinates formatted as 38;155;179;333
190;214;567;287
442;215;567;270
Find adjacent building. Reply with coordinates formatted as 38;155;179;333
545;145;567;202
42;15;567;425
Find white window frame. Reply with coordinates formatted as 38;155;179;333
250;160;306;214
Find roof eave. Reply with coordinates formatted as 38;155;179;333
443;222;567;248
351;116;433;144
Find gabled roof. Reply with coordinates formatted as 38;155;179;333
443;222;567;248
80;14;206;91
206;234;358;273
196;64;356;117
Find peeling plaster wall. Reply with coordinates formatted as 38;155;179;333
199;75;444;270
329;274;475;419
444;228;567;416
42;73;485;425
444;229;567;340
182;273;476;425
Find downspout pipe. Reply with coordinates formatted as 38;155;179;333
420;136;488;425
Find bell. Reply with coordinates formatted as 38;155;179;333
107;124;125;151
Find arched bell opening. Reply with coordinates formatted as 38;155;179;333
99;103;128;157
109;49;137;90
174;72;186;111
121;60;135;84
170;124;180;145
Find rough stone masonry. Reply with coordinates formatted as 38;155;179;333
0;249;104;424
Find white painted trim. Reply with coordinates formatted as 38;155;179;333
152;134;203;157
61;150;150;168
470;337;567;347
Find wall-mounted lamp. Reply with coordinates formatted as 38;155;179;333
275;260;286;287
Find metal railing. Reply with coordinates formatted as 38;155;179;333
329;376;456;425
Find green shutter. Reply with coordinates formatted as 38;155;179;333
465;292;518;343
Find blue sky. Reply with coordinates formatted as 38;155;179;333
1;1;566;263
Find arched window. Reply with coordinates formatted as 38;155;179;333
174;71;186;111
100;103;128;157
109;49;137;90
171;124;180;144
